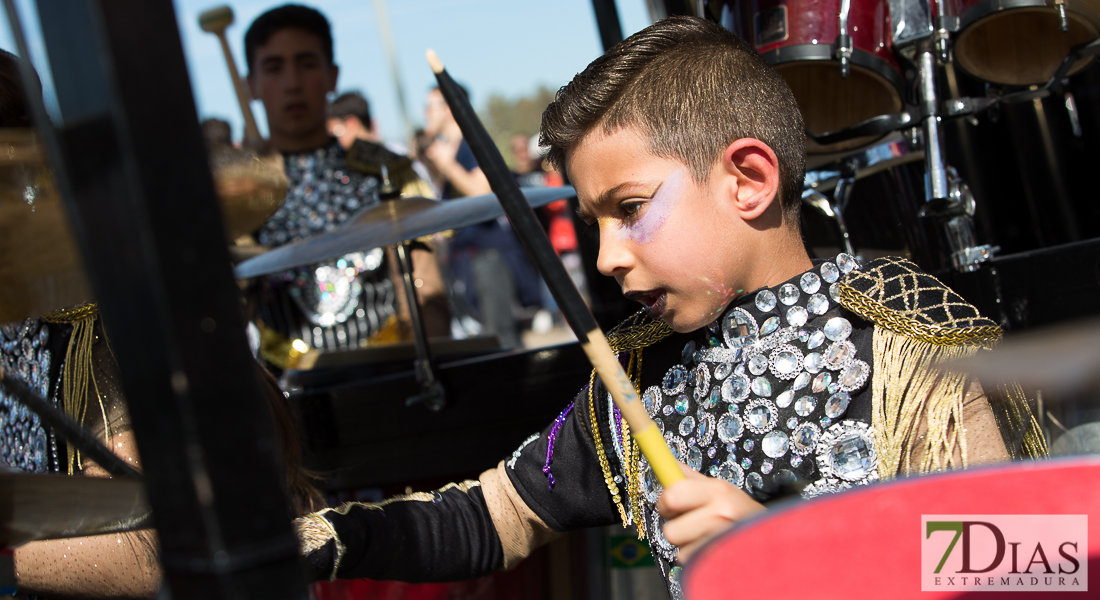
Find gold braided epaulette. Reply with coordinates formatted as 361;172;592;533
41;302;97;324
605;309;673;354
837;284;1001;347
836;257;1001;348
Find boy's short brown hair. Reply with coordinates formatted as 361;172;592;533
541;16;805;222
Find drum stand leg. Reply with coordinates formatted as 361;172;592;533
396;241;446;411
915;47;997;272
803;181;857;258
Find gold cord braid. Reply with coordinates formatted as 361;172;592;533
41;303;112;474
837;284;1002;348
586;311;673;530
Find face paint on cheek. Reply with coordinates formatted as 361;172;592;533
694;275;745;322
623;167;688;244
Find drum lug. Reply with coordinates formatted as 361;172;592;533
836;0;853;78
1053;0;1070;32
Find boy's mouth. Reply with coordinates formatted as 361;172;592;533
625;289;667;319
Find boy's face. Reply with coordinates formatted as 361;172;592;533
247;28;337;148
569;127;747;333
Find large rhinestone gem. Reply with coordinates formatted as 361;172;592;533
829;283;842;302
778;283;800;306
693;365;711;401
762;430;790;458
837;253;860;273
823;317;853;342
717;413;744;443
643;464;662;503
806;329;826;349
717;461;745;487
755;289;777;312
800;272;821;294
687;445;703;472
812;372;832;393
674;395;691;415
722;374;751;403
663;365;689;395
760;316;780;336
792;371;812;391
748;354;769;375
807;293;829;315
679;415;697;437
751;376;773;397
682;341;697;364
722;308;758;349
804;352;824;373
714;362;733;380
786;305;808;327
824;341;856;371
775;389;794;408
829;432;875;481
792;423;820;454
770;347;802;379
704;385;722;409
794;395;816;417
665;433;687;461
745;400;775;433
825;391;851;418
840;360;870;391
642;386;662;417
820;262;840;283
697;412;716;446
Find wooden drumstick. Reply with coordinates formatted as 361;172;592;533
199;6;263;147
426;50;685;488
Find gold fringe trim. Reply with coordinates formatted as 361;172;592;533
584;311;673;533
294;513;346;582
838;284;1001;348
990;380;1048;460
42;303;111;474
871;327;983;478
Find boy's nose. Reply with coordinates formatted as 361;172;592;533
596;227;633;278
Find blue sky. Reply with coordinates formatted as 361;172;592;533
1;0;653;146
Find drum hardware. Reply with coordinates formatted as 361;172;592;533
1056;0;1072;31
234;185;575;279
803;187;858;256
378;167;446;412
836;0;853;77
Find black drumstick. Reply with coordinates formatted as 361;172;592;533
426;50;683;487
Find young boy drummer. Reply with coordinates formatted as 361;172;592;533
295;16;1044;598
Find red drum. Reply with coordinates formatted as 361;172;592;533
684;457;1100;599
724;0;905;153
948;0;1100;86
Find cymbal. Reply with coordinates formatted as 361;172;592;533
0;130;287;323
0;472;149;547
234;185;576;279
208;144;288;240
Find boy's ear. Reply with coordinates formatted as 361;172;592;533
327;64;340;93
720;138;780;222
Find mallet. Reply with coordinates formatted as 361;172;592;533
426;50;684;488
199;6;263;147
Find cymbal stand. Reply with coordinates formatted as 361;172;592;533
803;168;858;258
378;167;445;411
913;40;996;272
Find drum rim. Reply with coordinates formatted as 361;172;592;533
958;0;1100;32
760;44;906;99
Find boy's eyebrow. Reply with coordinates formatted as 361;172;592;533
259;56;285;69
577;181;660;221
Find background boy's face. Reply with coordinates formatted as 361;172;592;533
248;28;337;147
569;127;747;333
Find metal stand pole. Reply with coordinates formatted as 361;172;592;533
395;242;445;411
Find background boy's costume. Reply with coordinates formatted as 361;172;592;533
296;254;1044;598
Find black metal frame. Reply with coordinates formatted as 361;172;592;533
13;1;308;597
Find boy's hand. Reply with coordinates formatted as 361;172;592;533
657;464;765;563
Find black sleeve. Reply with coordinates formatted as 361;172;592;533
320;482;504;582
504;387;622;531
309;387;621;583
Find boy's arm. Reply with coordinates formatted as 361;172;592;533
297;388;621;582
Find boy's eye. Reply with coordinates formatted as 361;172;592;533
620;201;644;219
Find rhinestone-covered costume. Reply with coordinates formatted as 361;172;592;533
295;256;1044;596
254;140;397;355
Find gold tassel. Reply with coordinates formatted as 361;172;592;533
871;327;983;479
41;303;111;474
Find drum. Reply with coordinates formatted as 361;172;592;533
724;0;905;153
685;457;1100;598
949;0;1100;86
